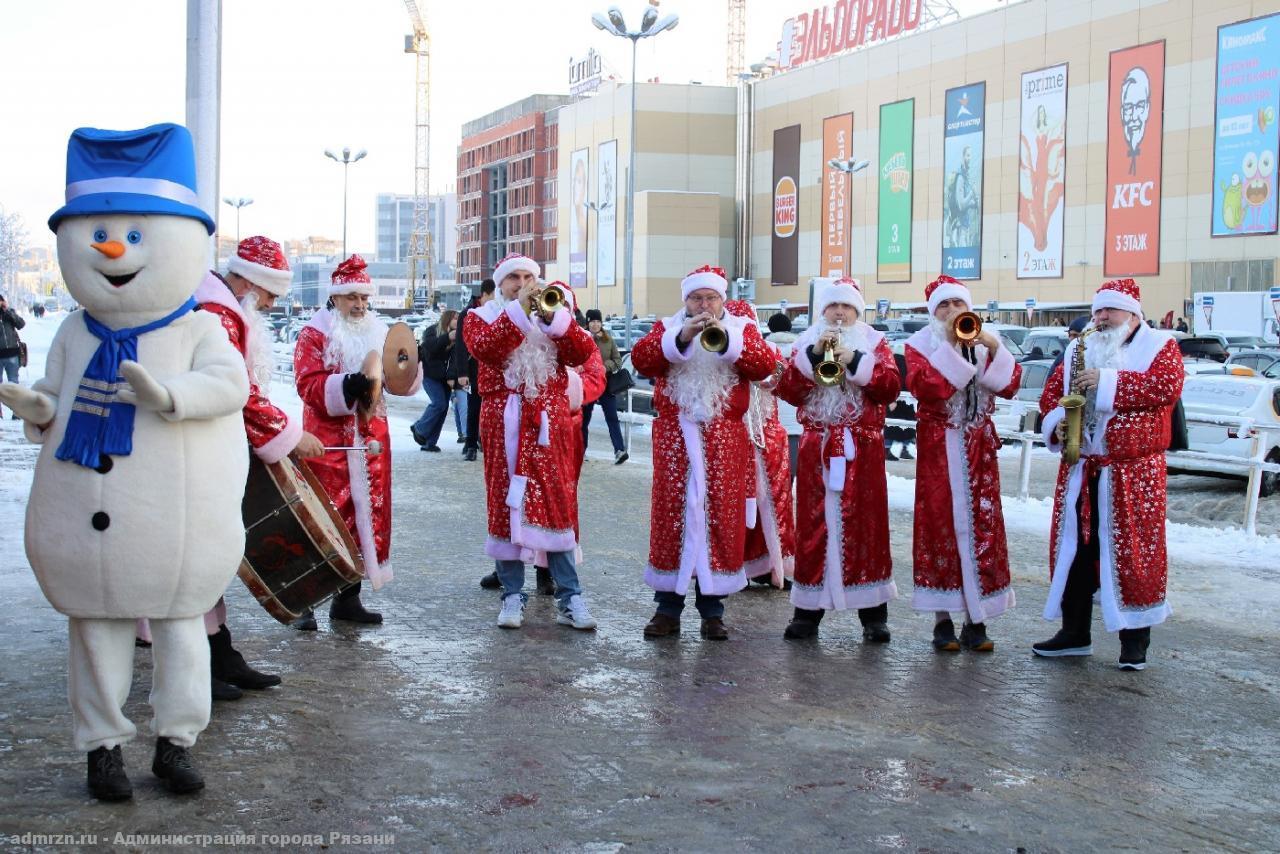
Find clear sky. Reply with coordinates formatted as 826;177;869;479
0;0;999;254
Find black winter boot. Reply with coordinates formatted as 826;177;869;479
784;607;824;639
479;571;501;590
959;621;994;652
858;604;891;643
329;584;382;624
211;675;242;702
1033;595;1093;657
1118;627;1151;671
932;618;961;652
291;610;317;631
152;737;204;794
87;745;132;801
209;625;281;690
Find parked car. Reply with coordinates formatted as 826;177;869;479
1178;336;1230;363
1227;349;1280;378
985;323;1029;346
1021;328;1070;362
1176;374;1280;496
991;358;1055;436
1192;329;1274;352
616;352;656;415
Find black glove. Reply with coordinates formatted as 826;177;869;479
342;372;373;408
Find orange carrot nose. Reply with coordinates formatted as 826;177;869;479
92;241;126;259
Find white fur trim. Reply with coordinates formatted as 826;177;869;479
680;270;727;300
1092;289;1141;316
1094;368;1119;414
254;413;302;463
1042;406;1067;452
661;314;695;363
752;449;786;588
228;255;291;296
978;342;1015;392
926;339;978;390
327;280;374;297
346;443;391;590
504;299;535;335
715;314;747;364
324;373;357;417
493;255;540;288
566;368;584;412
927;282;972;315
815;278;865;318
537;306;572;338
848;348;875;387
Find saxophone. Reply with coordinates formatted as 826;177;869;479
1058;327;1095;465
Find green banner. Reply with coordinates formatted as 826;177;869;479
877;99;915;282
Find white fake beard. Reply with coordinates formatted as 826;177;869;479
805;319;870;424
504;323;557;399
929;316;953;350
324;309;385;373
1083;323;1126;371
666;315;737;423
239;292;275;390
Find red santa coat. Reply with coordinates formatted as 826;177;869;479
569;346;607;478
195;272;300;463
777;326;900;610
905;329;1021;622
631;311;775;596
463;300;594;561
1038;326;1182;631
741;348;796;587
294;310;420;589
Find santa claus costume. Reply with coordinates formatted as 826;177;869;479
905;275;1021;652
293;255;419;627
723;299;795;590
1035;279;1182;671
630;266;776;640
775;278;900;641
462;254;599;630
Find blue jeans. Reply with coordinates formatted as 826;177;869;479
0;355;18;384
412;376;450;447
451;387;468;435
496;551;581;608
582;393;625;453
654;588;725;620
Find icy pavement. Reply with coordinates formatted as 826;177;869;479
1;313;1278;851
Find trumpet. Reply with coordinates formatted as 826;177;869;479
952;311;983;343
529;287;564;315
815;328;845;386
699;323;728;354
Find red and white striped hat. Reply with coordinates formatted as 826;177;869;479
228;235;292;296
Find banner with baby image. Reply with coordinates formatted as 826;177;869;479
1017;63;1068;279
1105;41;1165;276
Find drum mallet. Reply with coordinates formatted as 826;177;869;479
323;441;383;455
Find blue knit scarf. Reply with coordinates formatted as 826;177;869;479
55;298;197;468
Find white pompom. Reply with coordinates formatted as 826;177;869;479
366;440;383;456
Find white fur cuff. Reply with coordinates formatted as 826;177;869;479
848;349;875;387
504;300;535;335
978;343;1015;392
536;307;571;339
927;341;978;391
324;373;357;417
661;321;694;363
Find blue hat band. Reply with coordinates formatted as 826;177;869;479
66;176;201;208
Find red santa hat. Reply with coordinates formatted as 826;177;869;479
492;252;541;287
815;276;866;318
681;265;728;300
723;299;757;321
1091;278;1142;317
543;279;577;312
329;254;374;296
228;235;292;296
926;274;973;315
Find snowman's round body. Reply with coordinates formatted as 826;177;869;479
25;214;249;619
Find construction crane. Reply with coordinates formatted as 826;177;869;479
403;0;435;310
726;0;746;84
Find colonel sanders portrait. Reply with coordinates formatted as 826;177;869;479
1120;67;1151;176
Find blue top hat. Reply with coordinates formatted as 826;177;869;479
48;123;215;235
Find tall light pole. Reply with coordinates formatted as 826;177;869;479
592;4;679;349
586;199;612;310
324;146;367;258
827;157;870;277
221;196;253;245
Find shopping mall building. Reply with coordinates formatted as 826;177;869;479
461;0;1279;323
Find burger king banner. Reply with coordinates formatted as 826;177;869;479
877;98;914;282
772;124;801;286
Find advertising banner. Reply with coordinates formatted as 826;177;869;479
772;125;801;286
822;113;854;277
942;82;985;280
569;148;589;288
1105;41;1165;276
1211;13;1280;237
877;99;914;283
1017;63;1068;279
596;140;617;287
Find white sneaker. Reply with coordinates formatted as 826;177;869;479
497;595;524;629
556;594;597;630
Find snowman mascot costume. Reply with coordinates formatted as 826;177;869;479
0;124;250;801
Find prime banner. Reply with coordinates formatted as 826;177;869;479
596;140;618;287
1211;12;1280;237
941;82;985;280
877;99;914;283
1105;41;1165;276
772;125;801;286
822;113;854;277
1017;63;1068;279
569;147;588;287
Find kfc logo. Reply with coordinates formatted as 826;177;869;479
1120;67;1151;176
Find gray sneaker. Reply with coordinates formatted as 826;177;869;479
497;594;525;629
555;594;597;630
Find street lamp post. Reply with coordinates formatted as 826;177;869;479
324;146;368;258
592;4;678;349
827;157;871;277
586;199;612;310
221;196;253;247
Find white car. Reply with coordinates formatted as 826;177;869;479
1177;375;1280;496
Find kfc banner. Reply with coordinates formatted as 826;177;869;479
822;113;854;277
877;99;914;283
942;82;985;280
772;125;801;286
596;140;618;287
1105;42;1165;276
569;148;588;288
1017;63;1068;279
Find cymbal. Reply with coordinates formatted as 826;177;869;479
382;322;418;396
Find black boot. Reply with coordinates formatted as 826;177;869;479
932;618;961;652
209;625;281;690
479;571;501;590
211;675;242;702
152;737;205;794
784;607;823;639
959;621;994;652
291;610;317;631
87;745;132;801
858;604;891;643
1118;627;1151;671
329;584;382;624
1033;595;1093;657
535;566;555;596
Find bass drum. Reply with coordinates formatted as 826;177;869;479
238;453;363;624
